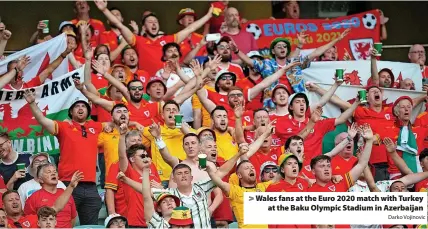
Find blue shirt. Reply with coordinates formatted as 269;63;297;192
252;55;311;109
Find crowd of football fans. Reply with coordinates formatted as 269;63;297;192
0;0;427;228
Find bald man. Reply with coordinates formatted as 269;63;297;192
408;44;428;78
221;7;258;59
399;78;415;90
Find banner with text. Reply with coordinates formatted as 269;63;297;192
303;60;423;90
0;33;68;82
0;67;86;154
244;10;380;60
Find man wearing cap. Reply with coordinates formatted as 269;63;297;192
221;7;257;60
104;213;127;228
3;45;72;91
0;132;32;191
269;84;291;119
236;51;264;110
95;0;214;76
17;153;66;208
233;29;350;108
24;164;79;228
177;8;206;58
71;0;105;45
155;43;195;125
308;124;374;192
121;47;151;89
213;36;245;80
23;89;108;225
59;21;78;34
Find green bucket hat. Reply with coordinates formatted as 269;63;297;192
270;38;292;58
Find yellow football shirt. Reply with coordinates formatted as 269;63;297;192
143;125;195;181
228;181;272;228
192;85;215;128
215;130;238;160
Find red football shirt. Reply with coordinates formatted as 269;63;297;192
249;147;282;182
217;63;245;81
331;155;358;176
179;32;206;58
7;215;38;228
126;69;151;90
127;100;163;127
24;188;77;228
413;111;428;149
415;178;428;192
124;162;160;226
244;131;281;147
91;72;109;90
99;30;122;64
308;173;354;192
54;120;103;182
105;162;127;216
236;76;263;111
71;18;105;46
266;177;309;192
353;105;394;164
3;76;42;90
131;34;176;76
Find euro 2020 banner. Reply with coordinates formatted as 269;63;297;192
244;10;381;60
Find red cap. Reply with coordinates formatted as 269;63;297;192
177;8;197;24
393;96;413;110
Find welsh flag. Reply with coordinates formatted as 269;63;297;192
0;67;87;155
0;33;69;82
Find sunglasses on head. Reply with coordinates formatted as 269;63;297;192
263;167;278;173
220;75;233;80
130;86;144;91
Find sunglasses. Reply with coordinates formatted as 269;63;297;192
217;45;230;50
220;75;233;80
263;167;278;173
130;86;144;91
81;125;87;138
138;154;149;159
228;93;243;98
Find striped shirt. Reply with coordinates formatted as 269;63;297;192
152;178;215;228
148;212;170;229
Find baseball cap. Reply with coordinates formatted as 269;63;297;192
177;8;197;24
247;51;263;59
277;153;302;178
214;70;236;92
197;127;217;141
271;84;291;101
64;30;77;38
104;214;128;228
146;77;167;95
169;206;193;226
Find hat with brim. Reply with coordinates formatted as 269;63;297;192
247;51;263;59
287;93;309;114
214;70;237;93
105;214;128;228
259;161;277;181
197;127;217;141
29;152;52;177
68;100;91;119
177;8;197;24
278;153;302;178
270;38;291;58
64;30;77;38
59;21;76;32
156;192;181;212
169;206;193;226
108;64;132;83
271;84;291;102
146;77;167;95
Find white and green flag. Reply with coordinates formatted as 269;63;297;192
0;67;86;154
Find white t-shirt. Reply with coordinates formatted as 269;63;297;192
18;179;67;207
156;67;195;122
